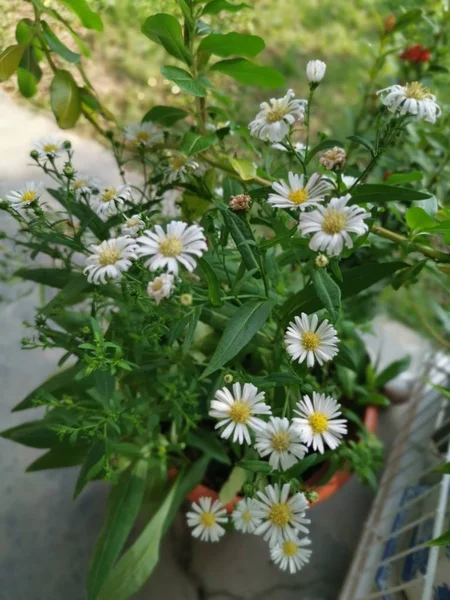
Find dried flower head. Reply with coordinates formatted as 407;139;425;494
384;14;396;33
229;194;252;212
320;147;347;171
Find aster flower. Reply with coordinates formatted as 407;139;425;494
298;194;370;256
270;536;312;574
284;313;339;368
84;236;136;285
6;181;43;210
92;185;132;216
121;214;145;237
268;172;332;211
271;142;306;156
229;194;252;212
253;484;310;545
254;417;307;471
341;175;359;188
186;497;228;542
320;147;347;171
306;60;326;84
249;90;307;143
293;392;348;454
124;121;163;148
136;220;207;275
147;273;175;305
33;137;64;161
160;189;182;218
232;498;262;534
209;382;272;445
377;82;441;123
166;154;200;183
71;173;98;197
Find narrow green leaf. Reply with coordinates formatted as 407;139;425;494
183;306;202;352
198;33;264;58
350;184;431;204
202;0;250;15
427;530;450;547
50;70;81;129
47;188;109;239
179;132;217;156
74;440;105;498
26;446;86;471
385;171;423;185
42;21;80;63
187;430;231;465
219;466;247;503
393;8;423;31
160;65;206;97
198;257;222;307
142;14;191;65
211;58;284;88
347;135;374;153
142;105;187;127
14;267;72;288
58;0;104;31
432;462;450;475
229;157;256;180
0;44;27;81
375;356;410;387
312;269;341;322
238;460;272;473
284;452;324;478
221;209;260;275
1;420;61;449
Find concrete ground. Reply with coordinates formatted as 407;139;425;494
0;93;428;600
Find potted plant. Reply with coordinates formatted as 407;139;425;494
0;1;448;598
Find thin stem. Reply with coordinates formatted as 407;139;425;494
304;87;315;157
372;225;450;262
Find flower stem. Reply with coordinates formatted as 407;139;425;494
372;225;450;262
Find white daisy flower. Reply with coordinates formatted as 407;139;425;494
33;137;64;161
124;121;164;148
293;392;348;454
341;175;359;188
147;273;175;305
186;497;228;542
249;90;307;143
209;382;272;445
271;141;306;156
253;483;310;545
270;536;312;574
121;214;145;237
136;220;207;275
84;236;136;285
93;185;132;216
71;173;98;197
285;313;339;368
167;154;200;183
254;417;308;471
298;194;370;256
232;498;262;534
306;60;327;84
6;181;43;210
377;82;441;124
160;189;182;218
268;172;332;211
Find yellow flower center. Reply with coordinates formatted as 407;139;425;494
405;81;432;101
99;248;121;266
271;431;291;452
126;218;140;228
200;511;216;528
266;107;288;123
269;502;292;527
102;188;118;203
288;188;309;205
309;412;329;434
322;210;347;234
229;400;251;424
152;278;164;292
73;179;88;190
136;131;149;142
171;156;187;170
43;143;59;153
242;509;252;523
159;236;183;257
21;190;37;203
301;331;321;351
283;540;298;557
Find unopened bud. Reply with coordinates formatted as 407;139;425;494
224;373;234;384
320;146;347;171
243;483;256;496
304;490;320;503
315;254;329;268
229;194;252;212
63;165;75;178
180;293;193;306
63;140;72;150
30;150;40;160
384;14;396;33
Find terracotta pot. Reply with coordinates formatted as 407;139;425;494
185;405;378;512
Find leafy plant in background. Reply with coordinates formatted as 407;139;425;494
0;0;449;598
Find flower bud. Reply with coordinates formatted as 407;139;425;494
304;490;319;504
63;140;72;150
224;373;234;384
320;146;347;171
63;164;75;178
384;14;396;33
315;254;329;268
30;149;40;160
180;293;193;306
229;194;252;212
306;60;327;84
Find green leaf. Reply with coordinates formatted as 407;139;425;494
305;139;344;163
391;260;427;290
57;0;103;31
350;184;431;204
202;300;273;377
142;14;191;65
198;257;222;307
211;58;284;88
432;462;450;475
17;46;42;98
50;70;81;129
219;466;247;503
429;220;450;234
385;171;423;185
47;187;109;240
198;33;264;58
16;19;36;44
74;440;105;499
187;430;230;465
347;135;374;153
375;356;410;388
406;207;437;232
0;44;27;81
160;65;206;97
284;452;324;478
202;0;250;15
26;446;86;471
179;132;216;156
393;8;423;31
97;479;179;600
94;371;115;406
238;460;272;473
229;157;256;180
142;105;187;127
1;420;61;449
359;392;390;407
42;21;80;63
312;269;341;322
221;209;260;275
87;459;148;600
427;530;450;547
183;306;202;352
14;267;72;288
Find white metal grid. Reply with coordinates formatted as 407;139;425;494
340;354;450;600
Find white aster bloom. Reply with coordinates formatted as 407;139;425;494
186;497;228;542
285;313;339;368
293;392;348;454
71;173;98;197
93;185;132;216
121;214;145;237
33;137;64;161
306;60;327;83
249;90;307;143
253;483;310;545
136;220;207;275
270;536;312;574
124;121;164;147
167;154;200;183
341;175;359;188
160;189;182;218
232;498;262;534
298;194;370;256
6;181;43;210
377;82;441;123
254;417;307;471
271;141;306;156
268;172;332;211
84;236;136;285
147;273;175;305
209;382;272;445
